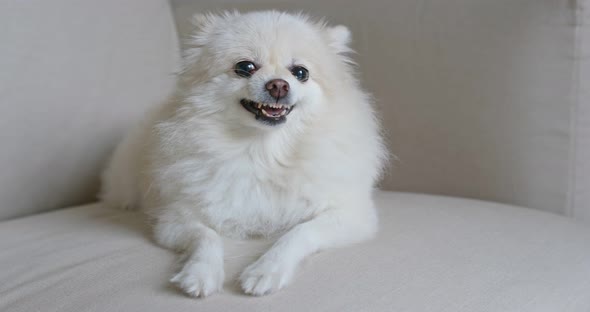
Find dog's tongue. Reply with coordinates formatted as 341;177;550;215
264;107;284;115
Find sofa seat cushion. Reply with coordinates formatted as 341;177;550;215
1;191;589;312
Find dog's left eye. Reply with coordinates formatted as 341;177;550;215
234;61;257;78
290;66;309;82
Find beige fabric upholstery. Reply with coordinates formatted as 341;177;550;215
1;3;588;311
172;0;587;219
0;0;179;220
1;191;589;312
0;0;588;221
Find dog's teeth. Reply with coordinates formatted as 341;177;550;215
261;109;270;117
257;103;262;109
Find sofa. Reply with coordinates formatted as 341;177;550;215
1;0;589;311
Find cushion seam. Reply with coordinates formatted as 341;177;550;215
567;0;583;218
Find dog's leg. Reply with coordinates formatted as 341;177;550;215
155;216;224;297
239;196;377;296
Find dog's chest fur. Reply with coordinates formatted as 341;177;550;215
199;155;319;238
151;127;327;239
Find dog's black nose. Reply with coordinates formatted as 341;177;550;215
265;79;289;100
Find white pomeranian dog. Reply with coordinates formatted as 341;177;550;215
101;10;387;297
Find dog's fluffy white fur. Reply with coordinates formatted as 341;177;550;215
101;11;387;297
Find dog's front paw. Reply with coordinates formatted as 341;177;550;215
239;258;295;296
170;260;224;297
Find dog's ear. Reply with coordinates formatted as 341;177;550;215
181;14;218;73
190;13;220;41
325;25;352;55
189;11;240;42
181;11;239;75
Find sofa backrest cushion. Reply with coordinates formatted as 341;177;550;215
0;0;179;220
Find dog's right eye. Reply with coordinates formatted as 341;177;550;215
234;61;257;78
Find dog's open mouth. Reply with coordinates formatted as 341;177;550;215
240;99;295;125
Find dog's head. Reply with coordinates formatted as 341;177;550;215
180;11;354;130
